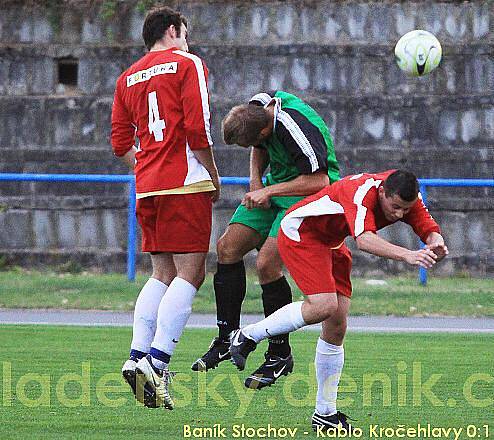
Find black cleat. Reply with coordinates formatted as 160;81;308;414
121;358;159;408
311;411;354;433
229;329;257;371
191;337;231;372
244;352;294;389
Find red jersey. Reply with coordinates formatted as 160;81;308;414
280;171;440;247
111;48;213;197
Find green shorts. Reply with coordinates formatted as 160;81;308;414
229;195;304;242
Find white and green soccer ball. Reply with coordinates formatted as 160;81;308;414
394;30;442;76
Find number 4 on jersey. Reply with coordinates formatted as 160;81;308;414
148;91;166;142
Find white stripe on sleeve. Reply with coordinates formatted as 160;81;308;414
353;178;382;237
277;110;319;172
280;195;344;242
173;50;213;145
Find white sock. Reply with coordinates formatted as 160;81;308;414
151;277;197;356
315;338;344;416
243;301;306;343
130;278;167;353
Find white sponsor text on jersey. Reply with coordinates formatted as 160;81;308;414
127;62;178;87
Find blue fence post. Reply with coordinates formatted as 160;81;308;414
418;183;428;285
127;177;136;282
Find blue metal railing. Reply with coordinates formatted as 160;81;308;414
418;178;494;285
0;173;137;280
0;174;492;283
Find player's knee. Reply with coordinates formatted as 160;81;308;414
151;267;176;285
305;296;338;322
319;300;338;320
177;268;205;290
216;235;241;263
194;272;206;289
256;255;282;282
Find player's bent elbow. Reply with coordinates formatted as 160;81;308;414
355;235;365;250
314;172;330;187
304;172;329;193
355;233;372;252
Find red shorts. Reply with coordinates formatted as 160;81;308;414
278;229;352;297
136;192;212;253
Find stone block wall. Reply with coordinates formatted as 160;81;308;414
0;0;492;275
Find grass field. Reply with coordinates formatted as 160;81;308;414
0;325;492;440
0;270;492;317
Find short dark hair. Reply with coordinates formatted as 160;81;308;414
383;170;419;202
222;104;270;146
142;6;187;51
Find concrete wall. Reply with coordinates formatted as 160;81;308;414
0;0;492;275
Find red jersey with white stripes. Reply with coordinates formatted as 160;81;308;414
280;170;440;247
111;48;213;197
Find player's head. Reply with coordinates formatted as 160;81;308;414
142;6;188;51
378;170;419;221
222;104;272;148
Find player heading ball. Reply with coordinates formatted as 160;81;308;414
229;170;448;432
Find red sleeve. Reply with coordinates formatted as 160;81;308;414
180;58;212;150
341;177;381;238
111;78;135;157
403;194;441;242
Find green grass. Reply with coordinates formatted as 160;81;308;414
0;270;492;316
0;325;492;439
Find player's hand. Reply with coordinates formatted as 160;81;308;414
425;232;448;262
210;174;221;203
403;248;438;268
425;243;448;262
241;188;271;210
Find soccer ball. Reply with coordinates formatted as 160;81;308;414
394;30;442;76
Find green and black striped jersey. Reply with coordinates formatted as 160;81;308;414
249;90;340;185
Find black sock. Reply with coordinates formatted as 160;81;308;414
214;261;246;341
261;276;292;357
